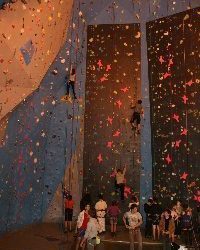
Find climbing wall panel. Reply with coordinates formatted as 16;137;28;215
83;24;141;203
147;7;200;207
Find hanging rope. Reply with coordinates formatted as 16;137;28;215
183;17;190;208
62;0;76;192
70;0;86;195
68;0;81;193
111;2;117;169
59;0;76;238
62;0;87;197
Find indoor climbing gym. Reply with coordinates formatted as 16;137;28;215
0;0;199;250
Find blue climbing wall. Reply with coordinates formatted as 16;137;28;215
0;0;86;233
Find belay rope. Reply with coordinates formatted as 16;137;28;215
60;0;86;239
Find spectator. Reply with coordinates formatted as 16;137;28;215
171;205;181;239
159;209;175;250
95;194;107;233
152;198;162;240
144;197;153;238
64;195;74;232
75;204;90;250
80;210;100;250
107;200;121;237
181;209;193;247
123;204;143;250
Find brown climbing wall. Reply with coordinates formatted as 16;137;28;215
147;7;200;207
83;24;141;204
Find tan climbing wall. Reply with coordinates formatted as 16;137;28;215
0;0;73;120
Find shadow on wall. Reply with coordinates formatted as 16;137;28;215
0;41;82;233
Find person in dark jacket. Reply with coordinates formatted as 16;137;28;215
80;192;92;211
152;197;162;240
144;197;153;238
181;209;193;246
130;99;144;134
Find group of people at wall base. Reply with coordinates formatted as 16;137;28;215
64;191;143;250
144;197;198;249
64;189;199;250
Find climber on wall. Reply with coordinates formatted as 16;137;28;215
114;166;127;201
65;65;77;101
130;99;144;134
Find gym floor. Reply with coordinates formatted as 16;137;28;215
0;223;164;250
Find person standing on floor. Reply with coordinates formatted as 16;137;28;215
107;200;121;237
64;195;74;232
95;194;107;233
174;201;183;238
75;203;90;250
114;166;126;200
159;209;175;250
171;205;180;239
152;197;162;240
80;210;100;250
180;208;193;247
123;204;143;250
144;197;153;238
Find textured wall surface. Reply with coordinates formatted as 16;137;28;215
0;0;199;233
147;7;200;207
0;0;87;232
80;0;199;213
0;0;73;119
83;24;141;204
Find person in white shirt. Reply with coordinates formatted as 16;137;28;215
114;166;126;200
95;194;107;233
123;204;143;250
66;66;77;100
80;210;100;250
75;204;90;250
